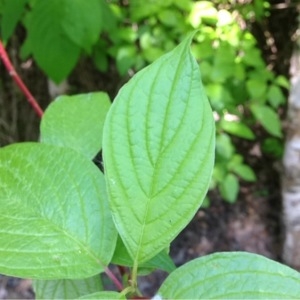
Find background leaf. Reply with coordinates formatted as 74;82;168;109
27;0;80;83
103;34;215;264
220;120;255;140
251;104;282;137
158;252;300;299
220;173;239;203
232;164;256;181
0;143;117;279
1;0;27;42
33;275;103;300
40;92;111;159
61;0;103;53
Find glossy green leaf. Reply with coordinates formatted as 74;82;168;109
111;236;176;273
80;291;126;299
220;173;239;203
40;92;111;159
103;34;215;264
33;275;103;299
158;252;300;299
1;0;27;42
61;0;103;53
0;143;117;279
220;120;255;140
251;104;282;137
27;0;80;83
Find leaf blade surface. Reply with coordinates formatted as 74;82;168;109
41;92;111;159
103;35;215;263
0;143;117;279
158;252;300;299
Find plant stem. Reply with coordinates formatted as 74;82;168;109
105;266;124;291
0;40;43;118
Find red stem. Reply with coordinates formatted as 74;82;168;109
105;267;124;291
0;40;43;118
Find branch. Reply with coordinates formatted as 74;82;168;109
0;40;43;118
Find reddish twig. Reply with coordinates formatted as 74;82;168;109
105;266;124;291
0;40;43;118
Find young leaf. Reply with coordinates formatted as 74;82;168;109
33;275;103;300
103;34;215;264
111;236;176;273
1;0;27;43
27;0;80;83
251;104;282;138
0;143;117;279
158;252;300;299
40;92;111;159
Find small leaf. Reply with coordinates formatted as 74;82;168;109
220;120;255;140
232;164;256;182
33;275;103;299
103;34;215;264
216;133;234;159
274;75;290;89
80;291;126;299
251;104;282;137
267;84;285;108
1;0;27;42
111;236;176;273
246;78;267;100
158;252;300;299
40;92;111;159
116;45;137;75
219;173;239;203
0;143;117;279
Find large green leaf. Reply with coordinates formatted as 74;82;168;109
33;275;103;299
27;0;80;83
1;0;27;42
158;252;300;299
0;143;117;279
40;92;111;159
103;34;215;264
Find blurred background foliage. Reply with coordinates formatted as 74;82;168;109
0;0;296;204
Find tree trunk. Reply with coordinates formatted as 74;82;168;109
282;36;300;269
